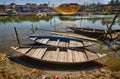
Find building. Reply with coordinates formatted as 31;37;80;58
38;4;48;12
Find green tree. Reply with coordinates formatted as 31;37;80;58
10;3;16;11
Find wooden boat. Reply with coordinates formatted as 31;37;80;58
68;27;120;34
11;46;107;63
28;35;95;48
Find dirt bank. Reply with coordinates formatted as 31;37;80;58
0;53;120;79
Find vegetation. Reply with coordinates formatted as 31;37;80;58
109;0;120;6
0;16;53;23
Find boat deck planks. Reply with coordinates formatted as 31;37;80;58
50;48;59;61
96;53;107;58
57;50;62;62
67;49;73;62
31;48;42;58
58;41;66;47
78;51;86;62
47;41;57;46
84;42;92;46
29;36;95;47
69;40;83;47
17;48;31;54
41;39;49;44
29;37;37;41
36;39;44;43
42;50;51;60
73;51;81;62
85;50;98;60
36;48;47;59
12;46;107;63
48;51;57;61
27;48;36;56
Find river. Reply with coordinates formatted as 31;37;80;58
0;15;120;71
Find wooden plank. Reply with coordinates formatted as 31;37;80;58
42;50;51;60
69;40;83;47
72;51;76;62
44;49;59;61
47;39;60;46
56;51;62;62
96;53;107;58
83;42;92;46
51;32;97;41
36;48;47;59
58;41;65;47
78;51;87;62
64;50;67;62
85;50;98;60
27;48;36;56
73;51;81;62
21;48;31;54
29;37;36;41
47;41;56;45
36;39;44;43
31;48;42;58
41;39;49;44
65;42;69;47
56;39;60;46
67;49;73;62
50;48;59;61
69;40;75;47
45;51;53;61
49;51;58;61
15;47;31;54
60;51;65;62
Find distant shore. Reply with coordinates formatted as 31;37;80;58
0;12;38;16
0;12;114;16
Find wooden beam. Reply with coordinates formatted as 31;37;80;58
51;32;97;42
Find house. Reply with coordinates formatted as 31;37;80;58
38;4;48;12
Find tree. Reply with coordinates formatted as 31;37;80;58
10;3;16;11
107;8;120;40
109;0;120;5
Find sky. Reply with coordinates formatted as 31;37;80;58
0;0;111;6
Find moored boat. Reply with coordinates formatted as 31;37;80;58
68;27;120;34
11;46;107;63
28;35;95;48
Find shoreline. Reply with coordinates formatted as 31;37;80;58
0;53;120;79
0;12;116;16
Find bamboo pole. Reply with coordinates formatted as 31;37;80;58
14;27;21;46
31;24;35;33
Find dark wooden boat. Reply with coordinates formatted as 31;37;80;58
68;27;120;34
11;46;107;63
28;35;95;48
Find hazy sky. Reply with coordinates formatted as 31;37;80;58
0;0;111;5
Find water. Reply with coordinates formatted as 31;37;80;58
0;15;120;71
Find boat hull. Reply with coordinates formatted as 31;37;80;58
11;46;107;64
29;35;94;48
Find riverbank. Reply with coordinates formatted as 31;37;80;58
0;12;116;16
0;53;120;79
0;13;38;16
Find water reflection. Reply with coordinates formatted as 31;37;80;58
0;16;53;23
